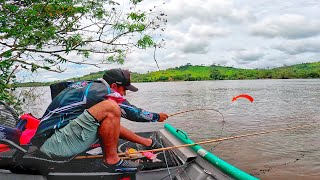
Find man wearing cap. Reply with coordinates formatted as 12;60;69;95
32;68;168;172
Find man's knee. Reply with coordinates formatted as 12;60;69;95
89;100;121;121
101;100;121;117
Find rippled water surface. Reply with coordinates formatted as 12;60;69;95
26;79;320;179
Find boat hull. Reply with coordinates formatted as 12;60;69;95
0;124;258;180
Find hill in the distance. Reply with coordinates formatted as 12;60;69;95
18;62;320;87
72;61;320;82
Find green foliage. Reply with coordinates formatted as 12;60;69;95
137;35;154;48
128;12;146;22
130;0;143;5
210;69;223;80
106;52;125;64
0;60;18;108
0;0;166;107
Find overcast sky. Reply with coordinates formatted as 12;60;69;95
25;0;320;82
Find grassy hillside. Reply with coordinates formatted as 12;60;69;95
132;62;320;82
17;62;320;87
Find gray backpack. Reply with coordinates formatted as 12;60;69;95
0;101;19;128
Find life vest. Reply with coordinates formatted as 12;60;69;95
0;113;41;152
17;114;40;145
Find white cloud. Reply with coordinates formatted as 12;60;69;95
251;14;320;39
189;25;230;38
233;48;265;64
17;0;320;81
181;40;209;54
274;39;320;55
164;0;250;24
167;24;230;54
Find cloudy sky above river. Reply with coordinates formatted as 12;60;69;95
25;0;320;82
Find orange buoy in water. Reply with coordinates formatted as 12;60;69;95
231;94;254;102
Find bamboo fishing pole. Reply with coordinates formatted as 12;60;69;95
75;123;314;160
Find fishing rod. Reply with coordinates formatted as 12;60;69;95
75;123;314;160
168;108;225;121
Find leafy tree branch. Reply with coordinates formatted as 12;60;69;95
0;0;167;108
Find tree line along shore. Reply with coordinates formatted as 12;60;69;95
18;62;320;87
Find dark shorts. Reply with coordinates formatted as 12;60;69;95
40;110;100;157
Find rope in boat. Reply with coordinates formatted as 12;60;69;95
75;123;314;160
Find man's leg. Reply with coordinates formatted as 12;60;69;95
88;100;121;165
88;100;144;172
120;125;152;147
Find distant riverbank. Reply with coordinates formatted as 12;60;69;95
17;62;320;87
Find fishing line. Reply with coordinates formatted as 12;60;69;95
253;118;319;175
158;136;173;180
167;95;252;134
159;135;193;180
160;136;194;180
255;154;305;176
169;108;226;150
168;108;224;122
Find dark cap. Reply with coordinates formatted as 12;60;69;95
103;69;138;92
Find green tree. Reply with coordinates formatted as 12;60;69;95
307;71;320;78
210;69;223;80
157;76;168;81
0;0;166;107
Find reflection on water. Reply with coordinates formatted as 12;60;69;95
24;79;320;179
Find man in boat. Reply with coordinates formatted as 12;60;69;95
31;68;169;172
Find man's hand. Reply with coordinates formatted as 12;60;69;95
158;113;169;122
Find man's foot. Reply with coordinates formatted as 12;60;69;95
137;133;163;151
103;159;144;173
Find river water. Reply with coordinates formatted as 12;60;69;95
24;79;320;180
